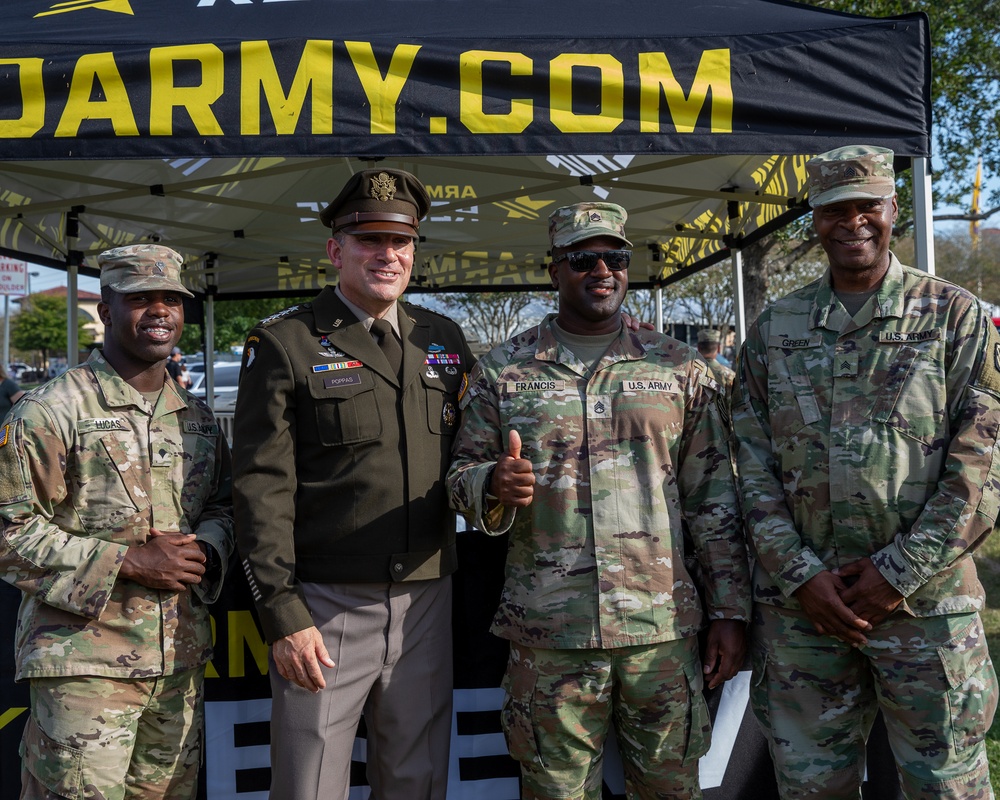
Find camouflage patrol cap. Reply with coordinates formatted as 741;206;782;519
320;168;431;238
98;244;194;298
548;202;632;249
806;145;896;208
698;328;721;345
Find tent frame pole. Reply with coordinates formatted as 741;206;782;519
913;157;936;276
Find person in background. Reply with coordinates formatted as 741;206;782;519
0;243;234;799
233;168;475;800
697;328;735;391
167;346;190;389
0;363;25;420
448;201;750;799
733;145;1000;798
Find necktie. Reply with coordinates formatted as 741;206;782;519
371;318;402;377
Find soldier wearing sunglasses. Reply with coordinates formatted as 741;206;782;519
448;202;750;799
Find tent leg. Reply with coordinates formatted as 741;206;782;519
655;286;663;333
731;247;746;351
67;258;79;368
205;293;216;408
913;157;936;276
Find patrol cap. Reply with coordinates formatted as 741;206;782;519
548;202;632;249
697;328;721;345
320;168;431;238
98;244;194;298
806;145;896;208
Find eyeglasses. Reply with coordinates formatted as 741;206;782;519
554;250;631;272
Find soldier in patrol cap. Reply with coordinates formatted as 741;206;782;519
733;145;1000;798
0;243;233;799
233;168;474;800
697;328;735;390
448;201;750;798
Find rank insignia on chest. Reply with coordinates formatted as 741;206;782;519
313;360;363;373
425;353;462;365
587;395;612;419
442;402;457;427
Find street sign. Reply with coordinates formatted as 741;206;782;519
0;258;27;297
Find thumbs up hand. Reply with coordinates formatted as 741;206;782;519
490;429;535;507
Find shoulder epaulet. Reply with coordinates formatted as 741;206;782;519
257;302;312;327
403;301;459;325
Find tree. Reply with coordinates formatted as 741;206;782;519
177;297;312;355
11;294;94;370
722;1;1000;324
430;291;556;349
805;0;1000;216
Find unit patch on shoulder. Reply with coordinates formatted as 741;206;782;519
977;320;1000;396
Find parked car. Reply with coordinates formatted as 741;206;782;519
188;363;242;409
7;362;29;379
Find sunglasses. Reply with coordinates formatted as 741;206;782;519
554;250;631;272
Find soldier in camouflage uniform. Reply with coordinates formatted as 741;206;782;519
732;145;1000;799
0;245;234;800
448;202;751;799
697;328;736;432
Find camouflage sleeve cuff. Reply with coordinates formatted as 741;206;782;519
871;541;923;597
193;520;235;605
773;548;827;598
469;463;516;535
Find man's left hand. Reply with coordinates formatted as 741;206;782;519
702;619;747;690
837;557;904;628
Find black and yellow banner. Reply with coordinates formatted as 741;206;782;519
0;0;929;159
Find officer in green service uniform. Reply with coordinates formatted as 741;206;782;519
733;146;1000;799
0;244;234;800
232;169;475;800
448;202;750;799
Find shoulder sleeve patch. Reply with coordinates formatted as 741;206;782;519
0;418;31;505
980;320;1000;396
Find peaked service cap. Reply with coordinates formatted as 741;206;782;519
320;169;431;238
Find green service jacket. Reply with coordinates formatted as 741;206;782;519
733;254;1000;616
0;351;234;680
232;287;474;644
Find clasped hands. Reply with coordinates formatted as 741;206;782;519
794;558;905;646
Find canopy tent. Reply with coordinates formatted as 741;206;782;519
0;3;932;798
0;0;930;301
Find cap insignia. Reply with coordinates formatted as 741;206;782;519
844;166;857;178
589;212;602;222
370;172;398;202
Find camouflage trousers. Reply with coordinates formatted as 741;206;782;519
750;606;997;800
20;667;204;800
502;636;711;800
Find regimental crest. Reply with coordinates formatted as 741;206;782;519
370;172;398;202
